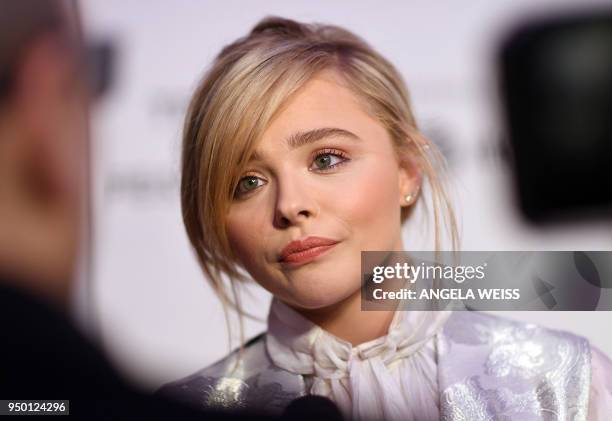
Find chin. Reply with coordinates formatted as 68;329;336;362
281;264;360;309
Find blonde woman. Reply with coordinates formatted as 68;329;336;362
159;17;612;421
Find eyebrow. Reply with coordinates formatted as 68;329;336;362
251;127;360;161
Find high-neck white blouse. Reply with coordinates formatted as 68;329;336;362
265;298;452;421
264;297;612;421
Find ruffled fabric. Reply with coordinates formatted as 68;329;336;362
265;298;452;421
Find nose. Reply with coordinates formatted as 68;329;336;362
273;173;318;228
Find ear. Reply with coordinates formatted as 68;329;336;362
397;151;422;207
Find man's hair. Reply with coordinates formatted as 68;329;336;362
0;0;66;99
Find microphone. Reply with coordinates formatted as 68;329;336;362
281;395;343;420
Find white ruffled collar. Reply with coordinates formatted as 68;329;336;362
265;297;451;420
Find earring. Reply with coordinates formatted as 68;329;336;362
404;186;420;204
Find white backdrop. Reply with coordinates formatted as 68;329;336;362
81;0;612;390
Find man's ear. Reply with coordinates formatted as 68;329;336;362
398;151;422;207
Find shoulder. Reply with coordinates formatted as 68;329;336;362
591;344;612;388
442;310;591;351
0;284;130;398
439;311;591;394
588;344;612;420
439;310;592;385
161;333;269;384
437;311;593;418
156;332;304;414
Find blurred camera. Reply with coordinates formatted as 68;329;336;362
499;11;612;224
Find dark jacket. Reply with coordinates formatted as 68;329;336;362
0;280;270;420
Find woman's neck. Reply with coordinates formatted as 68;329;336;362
295;287;397;346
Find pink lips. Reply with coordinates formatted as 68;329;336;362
279;236;339;266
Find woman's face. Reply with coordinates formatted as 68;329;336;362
225;71;418;310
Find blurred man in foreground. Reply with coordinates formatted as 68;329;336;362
0;1;273;419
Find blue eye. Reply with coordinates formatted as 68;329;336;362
311;150;349;171
235;175;265;197
234;149;349;200
314;154;335;169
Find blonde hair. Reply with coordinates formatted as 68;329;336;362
181;16;458;345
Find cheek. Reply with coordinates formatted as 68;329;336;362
226;207;290;297
226;212;257;262
226;206;273;276
335;159;401;234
